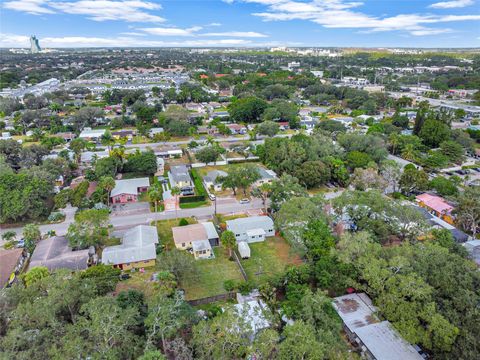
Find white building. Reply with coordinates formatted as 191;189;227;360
226;216;274;243
79;127;106;141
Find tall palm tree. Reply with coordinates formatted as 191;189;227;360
101;131;115;152
148;184;162;213
171;186;181;219
99;176;115;206
389;133;400;155
401;143;418;162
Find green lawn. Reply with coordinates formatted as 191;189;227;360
180;247;244;300
154;218;197;250
240;236;302;284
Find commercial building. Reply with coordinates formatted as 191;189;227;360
30;35;41;53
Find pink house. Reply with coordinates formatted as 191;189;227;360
110;178;150;204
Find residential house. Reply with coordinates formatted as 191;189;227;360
172;222;219;259
155;148;183;158
227;124;247;135
277;121;290;131
155;157;165;176
333;293;423;360
0;248;25;288
111;177;150;204
463;240;480;266
416;193;455;225
54;132;76;142
1;132;12;140
254;168;277;187
226;216;275;243
79;127;106;141
102;225;159;270
29;236;91;271
197;125;219;135
80;150;109;165
203;170;227;192
112;129;135;140
233;300;271;341
168;165;194;195
149;127;164;138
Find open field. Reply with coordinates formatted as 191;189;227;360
240;236;302;284
180;247;244;300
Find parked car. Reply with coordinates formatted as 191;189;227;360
239;198;250;204
15;240;25;248
208;193;216;201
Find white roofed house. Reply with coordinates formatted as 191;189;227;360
254;168;277;187
110;177;150;204
102;225;159;271
226;216;274;243
78;127;106;141
203;170;227;192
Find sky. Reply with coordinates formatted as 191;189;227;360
1;0;479;48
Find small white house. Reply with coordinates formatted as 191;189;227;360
238;241;251;259
226;216;274;243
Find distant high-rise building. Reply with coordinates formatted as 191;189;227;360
30;35;41;54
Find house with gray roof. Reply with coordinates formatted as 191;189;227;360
333;293;423;360
29;236;90;271
168;164;194;195
203;170;227;192
102;225;159;270
226;216;274;243
110;177;150;204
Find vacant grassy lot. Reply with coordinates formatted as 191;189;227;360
115;268;157;300
154;218;197;250
180;247;244;300
240;236;302;284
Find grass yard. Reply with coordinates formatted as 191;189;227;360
180;247;244;300
240;236;302;284
115;268;157;300
154;218;197;250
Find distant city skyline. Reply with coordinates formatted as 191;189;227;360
1;0;480;48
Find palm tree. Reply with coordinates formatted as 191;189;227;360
401;143;418;162
171;186;181;219
221;230;236;258
148;183;163;213
389;133;400;155
99;176;115;206
101;131;115;152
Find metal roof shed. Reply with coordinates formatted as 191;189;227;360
238;241;251;259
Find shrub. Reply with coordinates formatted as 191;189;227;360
223;279;236;292
238;280;256;295
178;218;189;226
48;211;65;222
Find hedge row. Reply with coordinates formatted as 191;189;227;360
179;195;206;204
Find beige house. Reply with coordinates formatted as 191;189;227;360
172;222;219;260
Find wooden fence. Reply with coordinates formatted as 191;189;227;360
232;250;248;281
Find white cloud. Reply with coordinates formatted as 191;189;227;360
243;0;480;35
207;22;222;26
139;26;202;36
0;33;254;48
429;0;474;9
3;0;54;14
119;32;147;36
201;31;268;37
3;0;165;22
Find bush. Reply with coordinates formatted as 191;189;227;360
54;189;71;209
190;168;207;196
48;211;65;222
238;280;256;295
223;279;236;292
179;195;206;204
178;218;189;226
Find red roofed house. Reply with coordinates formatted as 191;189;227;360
199;74;209;79
215;74;228;78
416;193;455;225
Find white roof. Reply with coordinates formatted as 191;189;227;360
246;228;266;237
238;241;251;257
111;177;150;197
333;293;422;360
192;239;212;252
101;225;158;266
79;128;106;138
80;150;109;163
355;321;423;360
227;216;274;234
233;300;270;335
202;222;219;239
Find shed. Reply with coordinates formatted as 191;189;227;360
238;241;251;259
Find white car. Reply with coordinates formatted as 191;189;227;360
239;198;250;204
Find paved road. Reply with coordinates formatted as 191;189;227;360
0;198;264;244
